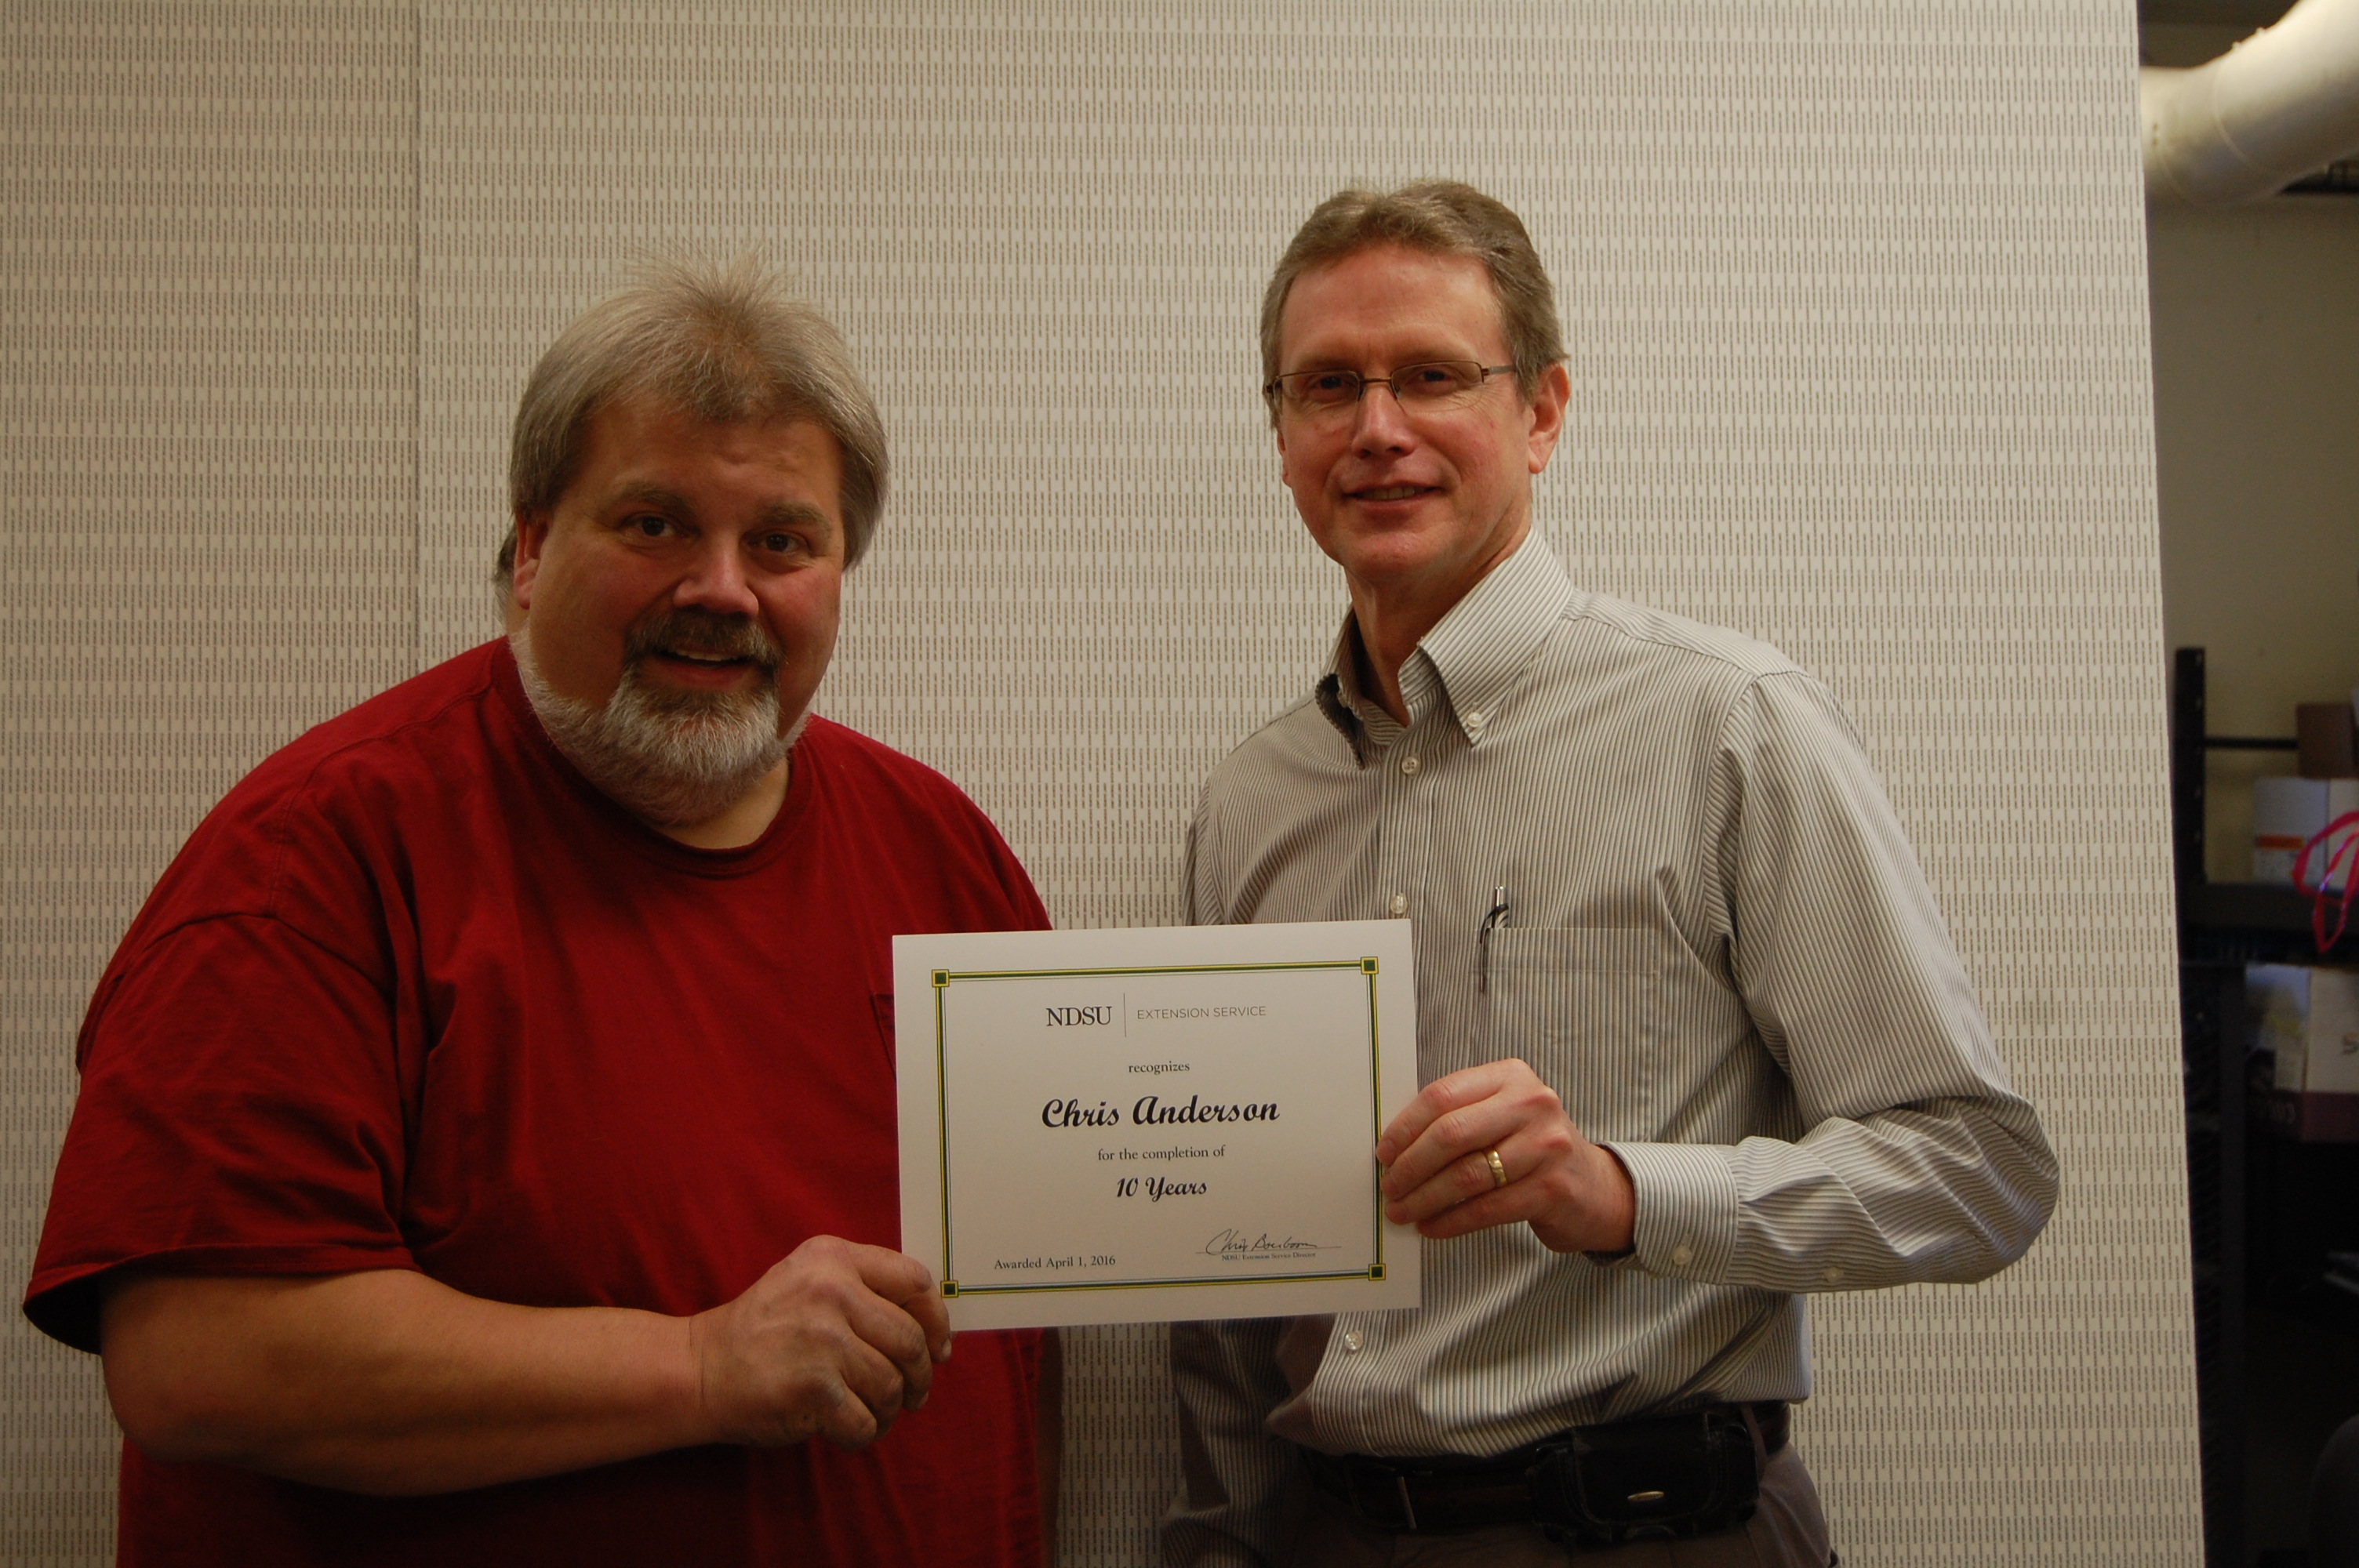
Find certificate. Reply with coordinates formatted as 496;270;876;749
893;920;1422;1330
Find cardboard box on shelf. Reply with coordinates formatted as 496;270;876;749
2298;701;2358;778
2249;963;2359;1142
2252;776;2358;889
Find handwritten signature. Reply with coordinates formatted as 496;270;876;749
1204;1227;1338;1257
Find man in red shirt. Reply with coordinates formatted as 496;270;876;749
26;258;1052;1566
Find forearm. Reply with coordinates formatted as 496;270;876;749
101;1269;711;1495
1612;1091;2059;1294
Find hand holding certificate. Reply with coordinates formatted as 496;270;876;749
894;920;1422;1329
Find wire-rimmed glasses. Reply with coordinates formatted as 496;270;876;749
1263;360;1515;418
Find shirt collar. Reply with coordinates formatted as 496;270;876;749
1314;533;1576;763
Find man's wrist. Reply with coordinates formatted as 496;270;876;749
1583;1143;1638;1260
671;1307;728;1448
1598;1140;1743;1281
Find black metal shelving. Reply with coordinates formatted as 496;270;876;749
2170;648;2358;1568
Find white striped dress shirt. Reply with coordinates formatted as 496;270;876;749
1163;535;2056;1566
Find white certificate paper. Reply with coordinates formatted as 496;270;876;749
894;920;1422;1330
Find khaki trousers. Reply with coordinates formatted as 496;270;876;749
1284;1444;1833;1568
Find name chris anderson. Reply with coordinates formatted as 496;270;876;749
1041;1094;1281;1128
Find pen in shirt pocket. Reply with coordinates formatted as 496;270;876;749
1478;886;1510;993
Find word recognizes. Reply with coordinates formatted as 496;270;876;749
1041;1093;1281;1128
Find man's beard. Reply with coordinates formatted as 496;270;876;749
512;611;805;829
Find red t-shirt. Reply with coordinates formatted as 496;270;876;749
26;640;1050;1566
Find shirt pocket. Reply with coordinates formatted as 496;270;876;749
1484;927;1666;1144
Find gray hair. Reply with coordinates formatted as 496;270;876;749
499;255;888;583
1259;181;1566;424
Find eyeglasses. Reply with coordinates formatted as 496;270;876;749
1264;361;1516;417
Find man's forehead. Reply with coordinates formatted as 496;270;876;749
599;475;831;522
565;397;845;518
1279;245;1507;359
582;398;837;467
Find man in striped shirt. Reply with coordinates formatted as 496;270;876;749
1163;183;2057;1566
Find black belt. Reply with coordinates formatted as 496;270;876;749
1300;1401;1785;1546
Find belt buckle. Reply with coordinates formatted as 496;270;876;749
1347;1460;1421;1533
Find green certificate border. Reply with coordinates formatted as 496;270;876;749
929;957;1387;1299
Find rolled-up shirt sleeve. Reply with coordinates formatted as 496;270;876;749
1610;671;2058;1294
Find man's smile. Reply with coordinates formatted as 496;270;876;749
645;647;768;689
617;605;787;693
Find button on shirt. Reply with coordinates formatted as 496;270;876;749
1165;537;2055;1566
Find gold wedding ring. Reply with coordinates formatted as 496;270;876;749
1485;1149;1508;1189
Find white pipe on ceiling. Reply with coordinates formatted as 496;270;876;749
2142;0;2359;204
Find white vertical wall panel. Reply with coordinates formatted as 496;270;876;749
0;3;418;1563
0;3;2195;1564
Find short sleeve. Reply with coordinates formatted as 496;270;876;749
25;913;417;1352
976;811;1053;933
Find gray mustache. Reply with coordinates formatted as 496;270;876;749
624;610;783;671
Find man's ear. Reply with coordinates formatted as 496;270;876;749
1525;362;1571;475
509;510;548;609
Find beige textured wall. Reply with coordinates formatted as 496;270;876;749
1;5;416;1561
2;3;2200;1564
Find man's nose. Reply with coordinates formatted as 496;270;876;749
1349;380;1416;451
673;540;760;616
